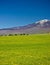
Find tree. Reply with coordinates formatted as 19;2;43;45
23;33;25;35
14;34;17;36
8;34;13;36
20;34;23;35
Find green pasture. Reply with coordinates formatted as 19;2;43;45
0;34;50;65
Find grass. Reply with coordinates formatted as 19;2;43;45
0;34;50;65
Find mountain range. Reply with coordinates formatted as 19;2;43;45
0;19;50;35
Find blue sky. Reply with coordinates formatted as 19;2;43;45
0;0;50;28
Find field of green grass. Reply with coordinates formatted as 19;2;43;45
0;34;50;65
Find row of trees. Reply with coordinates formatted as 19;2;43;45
0;33;29;36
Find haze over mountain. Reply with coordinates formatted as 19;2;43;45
0;19;50;35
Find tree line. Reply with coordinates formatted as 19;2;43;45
0;33;29;36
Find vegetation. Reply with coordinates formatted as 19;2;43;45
14;34;17;36
0;34;50;65
0;33;29;36
8;34;13;36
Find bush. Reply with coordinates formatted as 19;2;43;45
14;34;17;36
8;34;13;36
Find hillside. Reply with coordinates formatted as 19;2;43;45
0;19;50;35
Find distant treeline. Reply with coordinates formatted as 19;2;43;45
0;33;29;36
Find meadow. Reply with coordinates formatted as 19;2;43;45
0;34;50;65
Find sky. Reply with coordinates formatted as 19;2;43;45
0;0;50;29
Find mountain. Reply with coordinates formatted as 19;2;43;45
0;19;50;35
35;19;50;27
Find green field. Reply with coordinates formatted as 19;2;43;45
0;34;50;65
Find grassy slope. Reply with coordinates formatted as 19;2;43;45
0;34;50;65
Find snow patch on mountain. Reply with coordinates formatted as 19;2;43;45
36;19;48;24
35;19;49;27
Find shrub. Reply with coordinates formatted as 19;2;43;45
8;34;13;36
